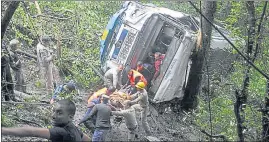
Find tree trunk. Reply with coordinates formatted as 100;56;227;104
262;80;269;141
1;1;20;40
234;2;256;142
182;1;217;110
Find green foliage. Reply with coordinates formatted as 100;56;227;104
24;96;39;102
1;113;15;127
58;89;78;100
194;1;269;141
3;1;269;141
5;1;123;89
35;80;42;88
195;82;238;140
141;1;197;16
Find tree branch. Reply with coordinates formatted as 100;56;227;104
13;117;43;127
200;129;228;141
253;1;268;62
1;1;20;40
16;49;37;60
1;101;50;105
32;14;72;20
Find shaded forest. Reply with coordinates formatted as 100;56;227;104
1;1;269;141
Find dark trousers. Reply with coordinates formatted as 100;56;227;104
82;108;97;132
92;129;109;142
1;63;14;101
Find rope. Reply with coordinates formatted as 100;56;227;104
189;1;269;80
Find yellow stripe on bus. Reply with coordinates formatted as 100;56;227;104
101;30;109;40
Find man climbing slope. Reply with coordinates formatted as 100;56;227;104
50;80;76;104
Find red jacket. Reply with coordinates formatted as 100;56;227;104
154;55;165;79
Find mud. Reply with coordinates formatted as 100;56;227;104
2;89;202;141
1;49;202;141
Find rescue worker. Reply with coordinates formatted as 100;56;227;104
50;80;76;104
9;39;26;93
112;100;138;141
87;86;116;103
36;35;55;95
152;52;165;82
2;99;91;142
78;95;112;142
126;82;151;136
124;69;147;95
77;86;116;132
104;64;124;89
78;95;101;133
136;61;155;88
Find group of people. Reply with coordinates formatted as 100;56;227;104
2;36;166;141
104;51;165;94
2;75;151;142
1;36;61;102
73;62;155;141
1;60;163;142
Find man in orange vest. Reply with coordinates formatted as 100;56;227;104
77;86;116;132
124;69;147;95
87;86;116;103
136;61;155;88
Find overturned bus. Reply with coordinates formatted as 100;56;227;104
99;1;236;104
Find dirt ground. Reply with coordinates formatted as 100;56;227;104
2;89;202;141
1;53;202;141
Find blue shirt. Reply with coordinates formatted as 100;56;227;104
52;85;65;99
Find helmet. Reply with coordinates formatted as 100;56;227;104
135;82;146;89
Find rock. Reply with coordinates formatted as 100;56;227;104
144;136;161;141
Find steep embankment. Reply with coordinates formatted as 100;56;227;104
1;48;201;141
2;87;202;141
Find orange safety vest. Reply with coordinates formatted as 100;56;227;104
88;87;107;104
128;69;147;86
